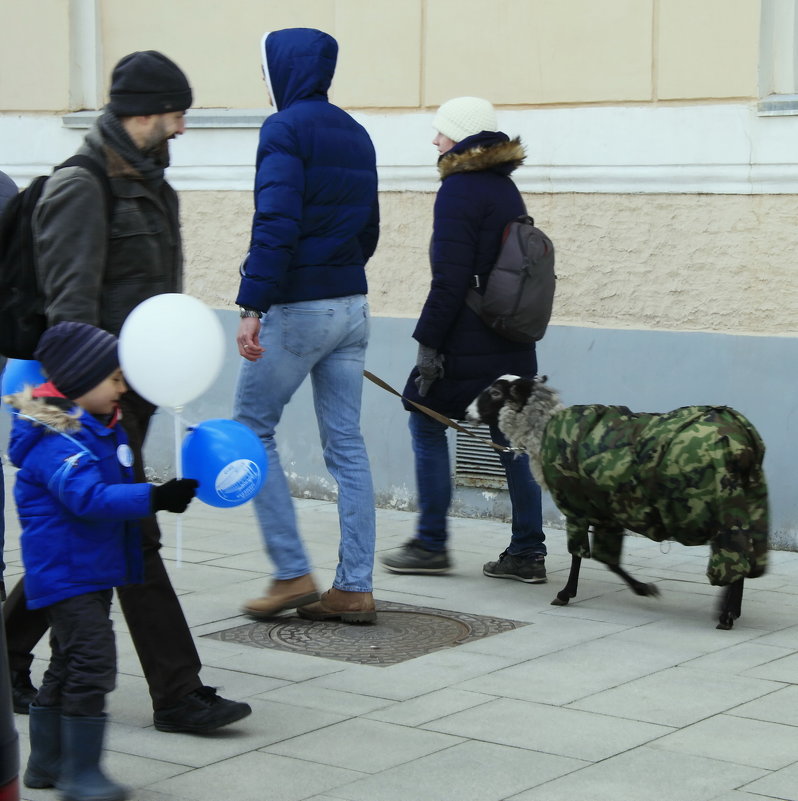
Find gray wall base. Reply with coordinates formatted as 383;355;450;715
3;312;795;549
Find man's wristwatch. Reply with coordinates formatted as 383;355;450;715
239;307;260;318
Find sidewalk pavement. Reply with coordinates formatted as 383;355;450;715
5;466;798;801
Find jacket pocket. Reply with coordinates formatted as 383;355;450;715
110;206;163;239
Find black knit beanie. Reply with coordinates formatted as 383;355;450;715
34;322;120;400
108;50;192;116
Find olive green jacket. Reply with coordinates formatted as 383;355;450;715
33;123;182;337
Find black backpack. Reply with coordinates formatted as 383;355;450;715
0;155;112;359
465;215;556;343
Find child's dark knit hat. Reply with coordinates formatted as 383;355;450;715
34;322;119;400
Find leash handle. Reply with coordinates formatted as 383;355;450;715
363;370;510;453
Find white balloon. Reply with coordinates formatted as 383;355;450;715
119;294;225;408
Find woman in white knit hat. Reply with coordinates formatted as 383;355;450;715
381;97;548;582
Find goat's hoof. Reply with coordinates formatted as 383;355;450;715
632;582;660;598
716;608;740;629
551;594;571;606
632;581;660;598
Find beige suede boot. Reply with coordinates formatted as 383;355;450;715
296;588;377;624
242;575;319;618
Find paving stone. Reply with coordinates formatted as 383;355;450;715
509;746;766;801
5;473;798;801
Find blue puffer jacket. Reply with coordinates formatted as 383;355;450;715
6;384;150;609
236;28;380;311
403;132;537;420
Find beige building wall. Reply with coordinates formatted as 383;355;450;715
423;0;655;105
1;0;794;337
0;0;72;111
350;190;798;335
658;0;761;100
0;0;763;111
182;188;798;336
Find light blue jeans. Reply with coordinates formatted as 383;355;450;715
234;295;376;592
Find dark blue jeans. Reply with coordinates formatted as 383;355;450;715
409;411;546;556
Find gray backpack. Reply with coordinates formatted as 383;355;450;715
465;215;556;343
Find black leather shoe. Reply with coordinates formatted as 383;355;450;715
12;670;37;714
153;686;251;733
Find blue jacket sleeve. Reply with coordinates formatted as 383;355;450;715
358;197;380;262
236;119;305;310
34;441;153;522
413;176;483;350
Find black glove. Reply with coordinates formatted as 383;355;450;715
151;478;199;513
414;343;444;397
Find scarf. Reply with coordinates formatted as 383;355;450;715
97;109;170;185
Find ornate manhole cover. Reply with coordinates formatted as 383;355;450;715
203;600;527;666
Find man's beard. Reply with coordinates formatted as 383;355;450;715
140;119;171;162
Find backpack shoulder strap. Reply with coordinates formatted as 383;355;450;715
465;214;532;313
54;154;114;221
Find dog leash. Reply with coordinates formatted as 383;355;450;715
363;370;511;454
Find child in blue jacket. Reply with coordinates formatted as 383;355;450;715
4;321;197;801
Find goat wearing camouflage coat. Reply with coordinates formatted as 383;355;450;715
466;376;770;629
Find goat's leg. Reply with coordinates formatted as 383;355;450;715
607;563;661;598
587;523;661;597
717;579;744;630
551;555;581;606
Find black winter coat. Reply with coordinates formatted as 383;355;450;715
402;132;537;420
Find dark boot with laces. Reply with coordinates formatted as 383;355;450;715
153;686;252;734
483;551;547;583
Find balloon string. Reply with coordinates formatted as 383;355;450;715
163;406;198;430
173;405;183;567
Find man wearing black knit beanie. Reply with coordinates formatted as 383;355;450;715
3;51;252;734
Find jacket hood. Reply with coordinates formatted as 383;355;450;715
5;385;83;467
439;133;525;180
261;28;338;111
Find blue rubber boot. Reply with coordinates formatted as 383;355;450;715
23;704;61;788
57;714;128;801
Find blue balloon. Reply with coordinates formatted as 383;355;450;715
181;419;268;508
1;359;46;412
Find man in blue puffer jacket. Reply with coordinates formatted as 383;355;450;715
234;28;380;623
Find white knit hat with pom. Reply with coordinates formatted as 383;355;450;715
433;96;497;142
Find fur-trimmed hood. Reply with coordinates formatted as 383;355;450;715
5;385;86;469
439;134;525;181
4;386;82;433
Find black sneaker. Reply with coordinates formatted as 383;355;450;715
11;670;37;714
483;551;547;583
381;540;452;574
153;686;252;733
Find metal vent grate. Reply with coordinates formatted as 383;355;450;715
454;423;506;489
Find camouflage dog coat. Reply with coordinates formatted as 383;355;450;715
540;404;769;586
